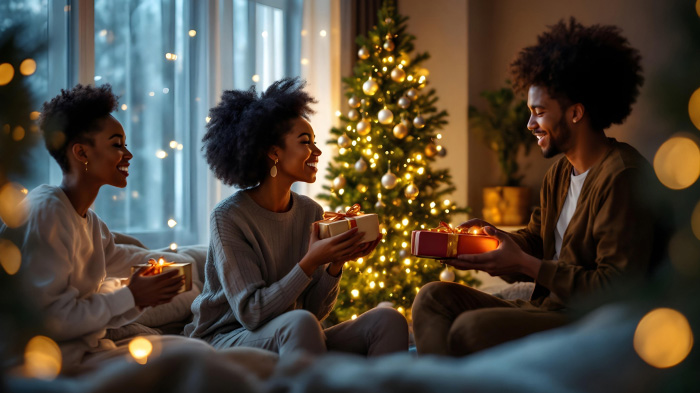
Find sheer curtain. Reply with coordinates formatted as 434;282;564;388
298;0;341;204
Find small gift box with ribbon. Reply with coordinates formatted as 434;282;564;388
131;256;192;293
318;204;380;243
411;222;499;258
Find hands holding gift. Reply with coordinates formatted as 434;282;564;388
127;266;185;309
299;222;382;277
443;218;542;279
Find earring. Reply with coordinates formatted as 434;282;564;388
270;159;278;178
84;161;88;172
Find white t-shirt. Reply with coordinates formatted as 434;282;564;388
554;169;590;259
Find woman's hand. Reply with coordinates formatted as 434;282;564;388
127;266;185;308
327;234;383;276
299;222;366;277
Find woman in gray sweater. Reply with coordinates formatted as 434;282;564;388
185;78;408;356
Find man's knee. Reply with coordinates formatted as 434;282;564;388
447;309;496;356
413;281;452;314
365;306;408;334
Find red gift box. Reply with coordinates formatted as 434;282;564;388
411;222;499;258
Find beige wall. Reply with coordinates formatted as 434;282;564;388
400;0;685;218
398;0;469;222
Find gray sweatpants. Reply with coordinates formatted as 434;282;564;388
209;307;409;357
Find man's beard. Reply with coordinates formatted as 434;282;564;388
541;116;570;158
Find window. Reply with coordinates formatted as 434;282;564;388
93;0;208;247
2;0;303;248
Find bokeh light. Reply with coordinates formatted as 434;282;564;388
696;0;700;18
24;336;62;379
188;29;197;37
19;58;36;76
634;308;694;368
0;63;15;85
167;219;177;228
128;337;153;364
0;182;29;228
690;88;700;131
653;136;700;190
668;228;700;277
12;126;25;141
0;238;21;275
693;200;700;241
29;111;40;120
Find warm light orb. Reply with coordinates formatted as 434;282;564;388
29;111;40;120
351;314;357;320
121;104;127;111
653;136;700;190
351;289;359;298
167;219;177;228
693;201;700;241
12;126;25;141
169;140;178;149
169;242;178;251
128;337;153;364
690;88;700;131
697;0;700;18
0;182;29;228
188;29;197;37
19;58;37;76
156;150;168;159
0;238;21;275
0;63;14;85
24;336;62;379
634;308;693;368
252;74;260;82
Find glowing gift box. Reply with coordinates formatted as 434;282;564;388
411;222;499;258
131;257;192;293
318;204;380;243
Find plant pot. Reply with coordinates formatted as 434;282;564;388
482;186;531;226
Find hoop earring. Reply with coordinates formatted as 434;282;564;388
84;161;88;172
270;159;278;178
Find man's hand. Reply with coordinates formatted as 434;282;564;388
444;226;542;279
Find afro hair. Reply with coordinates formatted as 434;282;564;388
39;84;119;172
202;77;316;188
510;17;643;131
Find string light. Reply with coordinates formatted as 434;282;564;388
188;30;197;37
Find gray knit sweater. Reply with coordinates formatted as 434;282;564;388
184;190;341;340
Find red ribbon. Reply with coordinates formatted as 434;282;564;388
323;203;364;222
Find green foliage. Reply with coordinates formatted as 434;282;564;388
318;0;477;323
468;83;533;186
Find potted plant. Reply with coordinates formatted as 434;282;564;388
468;82;534;226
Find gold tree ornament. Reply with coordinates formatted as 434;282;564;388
392;122;409;139
358;46;370;60
439;267;455;282
413;115;426;129
348;95;361;108
357;119;371;136
406;87;419;100
337;133;352;148
383;34;395;52
378;108;394;124
362;76;379;96
348;109;359;121
354;158;368;173
425;142;439;157
404;183;419;200
390;67;406;82
398;96;411;109
332;175;347;189
381;168;398;189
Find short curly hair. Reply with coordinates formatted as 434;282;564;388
39;84;119;172
510;17;643;131
202;77;316;188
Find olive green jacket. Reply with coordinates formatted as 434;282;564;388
509;139;662;310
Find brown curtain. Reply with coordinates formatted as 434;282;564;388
340;0;382;91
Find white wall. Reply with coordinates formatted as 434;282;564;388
398;0;470;222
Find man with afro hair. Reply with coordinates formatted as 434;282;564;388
412;17;664;356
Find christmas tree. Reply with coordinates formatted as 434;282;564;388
318;1;477;323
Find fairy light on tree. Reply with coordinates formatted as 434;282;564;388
318;1;476;323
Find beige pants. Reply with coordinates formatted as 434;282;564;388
412;281;569;356
210;307;409;357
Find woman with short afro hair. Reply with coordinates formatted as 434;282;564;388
185;78;408;356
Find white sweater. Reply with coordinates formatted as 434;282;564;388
185;190;341;340
1;185;162;366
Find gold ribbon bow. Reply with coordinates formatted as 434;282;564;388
147;257;174;275
426;222;467;257
323;203;364;222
